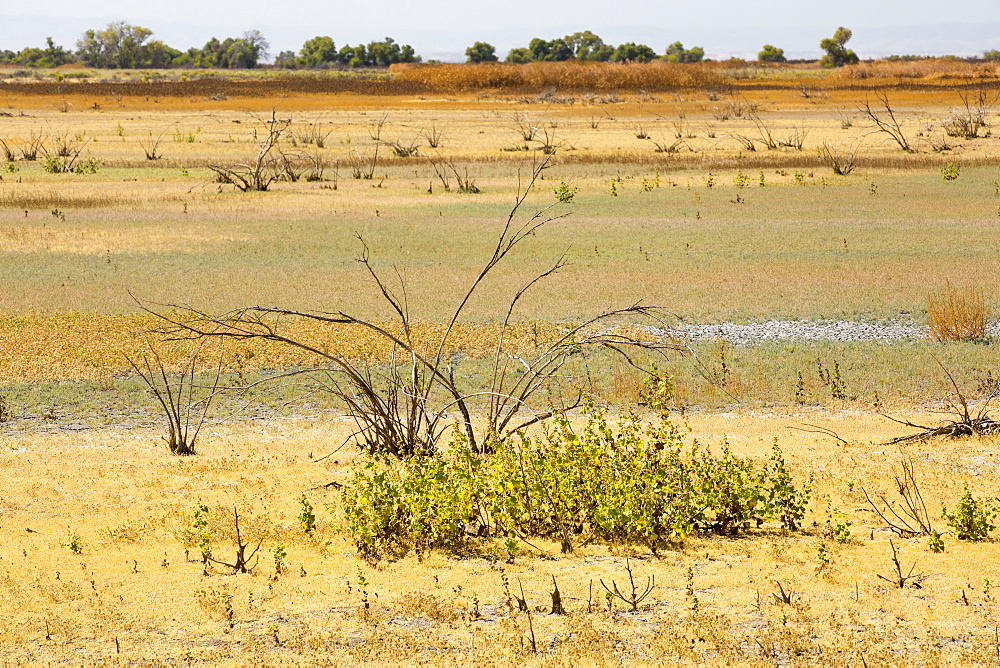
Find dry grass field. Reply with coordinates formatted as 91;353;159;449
3;65;1000;663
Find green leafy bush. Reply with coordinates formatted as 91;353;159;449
941;163;961;181
943;488;998;541
341;432;483;559
341;405;812;559
553;180;580;203
298;497;316;533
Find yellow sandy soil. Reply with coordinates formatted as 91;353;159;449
2;409;999;663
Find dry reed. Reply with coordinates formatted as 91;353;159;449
834;59;1000;81
927;282;989;342
392;61;726;93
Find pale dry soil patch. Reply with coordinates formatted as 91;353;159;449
2;409;1000;663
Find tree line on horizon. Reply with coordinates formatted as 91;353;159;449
1;23;998;70
0;22;420;70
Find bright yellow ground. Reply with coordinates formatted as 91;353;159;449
3;73;1000;663
2;410;1000;663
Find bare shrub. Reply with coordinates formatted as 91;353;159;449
942;86;997;139
126;343;222;455
368;111;389;141
20;130;46;161
861;92;913;153
427;152;480;192
277;152;307;182
860;459;934;537
877;540;928;589
421;123;444;148
927;282;988;342
511;112;539;146
927;133;954;153
139;128;169;160
730;133;756;152
209;110;290;191
648;137;688;153
746;108;778;150
209;508;262;574
348;145;380;180
141;156;680;457
303;150;327;182
294;118;332;148
388;137;420;157
820;142;860;175
778;126;807;150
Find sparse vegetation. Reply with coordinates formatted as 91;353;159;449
3;65;1000;663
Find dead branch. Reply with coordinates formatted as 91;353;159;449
861;92;913;153
876;539;928;589
789;423;848;446
883;359;1000;445
860;459;934;537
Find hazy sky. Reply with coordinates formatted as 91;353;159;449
5;0;1000;61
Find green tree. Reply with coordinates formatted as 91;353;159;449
299;35;337;67
820;27;859;68
366;37;402;66
758;44;786;63
362;37;419;67
76;21;154;68
611;42;656;63
144;41;181;68
664;41;705;63
274;50;298;69
983;49;1000;62
15;38;75;67
527;37;573;62
336;44;363;66
506;47;532;64
564;31;613;61
236;30;270;68
465;41;498;63
193;31;269;69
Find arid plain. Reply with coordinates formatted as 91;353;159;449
3;63;1000;663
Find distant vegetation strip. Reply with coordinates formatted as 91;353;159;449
2;61;1000;98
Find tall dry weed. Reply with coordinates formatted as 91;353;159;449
927;282;989;342
392;61;725;93
835;59;1000;81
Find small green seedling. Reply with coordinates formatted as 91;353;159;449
299;497;316;533
63;532;83;554
273;544;287;574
